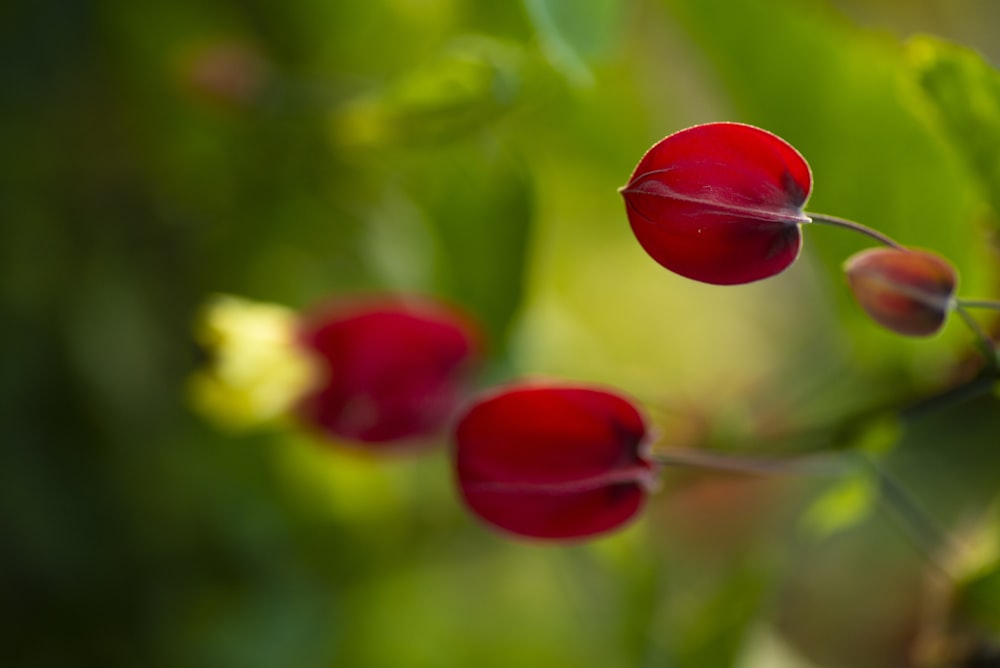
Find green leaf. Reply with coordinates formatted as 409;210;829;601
801;473;876;539
650;558;771;668
331;36;529;147
843;415;904;456
957;565;1000;635
522;0;626;86
402;142;535;351
906;35;1000;225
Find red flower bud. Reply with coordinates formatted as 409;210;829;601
621;122;812;285
454;383;659;541
297;296;481;449
844;247;957;337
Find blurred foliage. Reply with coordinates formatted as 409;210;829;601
3;0;1000;667
907;35;1000;228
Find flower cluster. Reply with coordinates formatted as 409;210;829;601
194;122;998;544
619;123;983;341
456;123;997;541
191;294;481;450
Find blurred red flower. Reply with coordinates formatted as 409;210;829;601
297;296;482;449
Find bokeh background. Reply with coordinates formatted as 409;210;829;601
4;0;1000;666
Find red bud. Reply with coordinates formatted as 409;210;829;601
454;383;659;541
621;122;812;285
844;247;957;337
297;296;481;449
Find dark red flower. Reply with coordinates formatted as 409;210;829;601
454;383;659;541
844;247;957;336
297;296;481;449
621;122;812;285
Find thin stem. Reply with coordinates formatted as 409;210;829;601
805;212;905;249
856;452;956;579
957;298;1000;311
953;303;999;372
651;447;847;477
899;372;999;423
652;447;958;576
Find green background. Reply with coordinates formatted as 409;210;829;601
4;0;1000;666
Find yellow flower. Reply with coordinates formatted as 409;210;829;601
188;294;317;430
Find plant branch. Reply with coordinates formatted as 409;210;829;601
953;303;999;372
957;298;1000;311
898;372;999;423
650;447;847;476
805;212;905;249
856;452;957;579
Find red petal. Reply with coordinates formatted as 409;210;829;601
622;122;811;285
844;248;957;337
297;296;481;447
454;383;657;540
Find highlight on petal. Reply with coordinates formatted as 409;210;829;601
844;247;957;337
621;122;812;285
453;382;659;541
297;295;482;449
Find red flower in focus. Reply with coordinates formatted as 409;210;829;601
621;122;812;285
454;383;659;541
297;296;481;448
844;247;957;336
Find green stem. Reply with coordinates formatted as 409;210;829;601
651;447;847;476
953;303;999;372
856;452;956;579
805;212;905;249
957;298;1000;311
899;372;999;422
647;364;1000;578
652;447;958;576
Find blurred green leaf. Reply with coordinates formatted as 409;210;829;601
404;142;534;351
646;557;770;668
907;35;1000;226
332;36;528;148
885;390;1000;542
857;417;903;456
841;414;904;456
801;472;876;539
522;0;626;86
957;565;1000;635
